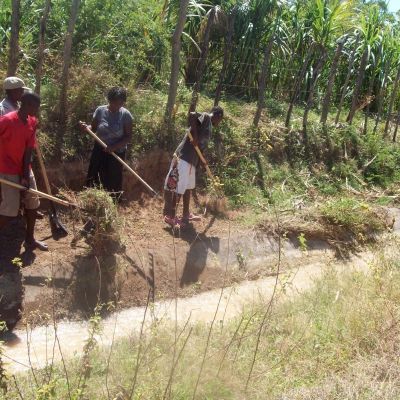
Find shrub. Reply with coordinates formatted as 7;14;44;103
265;97;285;118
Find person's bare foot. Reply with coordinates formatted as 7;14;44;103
182;213;201;223
24;239;48;251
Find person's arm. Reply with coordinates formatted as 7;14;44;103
21;148;33;188
189;112;199;146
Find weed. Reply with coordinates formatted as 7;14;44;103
236;249;247;270
297;233;307;252
265;97;286;118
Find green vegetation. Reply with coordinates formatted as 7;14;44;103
77;188;122;254
320;197;385;236
3;236;400;399
1;0;400;212
2;1;400;397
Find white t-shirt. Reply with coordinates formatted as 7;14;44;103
0;98;18;117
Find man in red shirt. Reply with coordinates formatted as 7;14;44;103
0;92;48;251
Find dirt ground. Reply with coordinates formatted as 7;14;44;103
0;195;284;325
0;151;372;328
0;150;292;326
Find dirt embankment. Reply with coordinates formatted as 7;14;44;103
40;148;171;201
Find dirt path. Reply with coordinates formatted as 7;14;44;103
3;246;373;374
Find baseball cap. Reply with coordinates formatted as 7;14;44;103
3;76;30;90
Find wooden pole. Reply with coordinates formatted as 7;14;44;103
186;130;214;181
35;142;53;195
0;177;74;208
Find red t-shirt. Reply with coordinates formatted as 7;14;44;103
0;111;37;175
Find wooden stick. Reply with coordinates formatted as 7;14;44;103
35;141;53;195
0;177;75;208
81;124;158;197
187;130;215;181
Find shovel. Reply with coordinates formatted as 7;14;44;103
35;142;69;237
0;177;76;208
81;123;158;197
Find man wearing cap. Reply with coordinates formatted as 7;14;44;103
0;77;29;116
1;79;44;220
0;79;48;251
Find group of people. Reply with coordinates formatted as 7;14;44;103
0;76;224;253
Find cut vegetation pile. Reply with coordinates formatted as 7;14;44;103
75;188;122;255
259;196;392;256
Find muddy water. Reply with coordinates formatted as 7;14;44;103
3;249;372;374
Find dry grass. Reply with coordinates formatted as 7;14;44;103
70;187;123;255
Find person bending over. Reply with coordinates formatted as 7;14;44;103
0;92;47;251
80;87;133;200
163;106;224;228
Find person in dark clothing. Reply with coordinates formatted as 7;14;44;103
80;87;133;200
163;106;224;228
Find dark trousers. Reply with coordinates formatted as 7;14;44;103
86;143;125;198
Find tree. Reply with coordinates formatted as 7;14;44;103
335;36;360;124
346;46;369;124
383;63;400;137
320;37;346;125
35;0;52;95
164;0;190;124
286;0;352;128
7;0;21;76
55;0;81;158
363;42;381;135
373;56;392;133
302;46;327;155
189;6;217;112
285;42;317;128
347;5;384;124
214;6;236;106
253;34;274;127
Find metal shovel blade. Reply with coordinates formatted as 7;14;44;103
49;203;69;238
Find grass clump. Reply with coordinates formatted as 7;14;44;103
77;188;122;254
320;196;388;240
